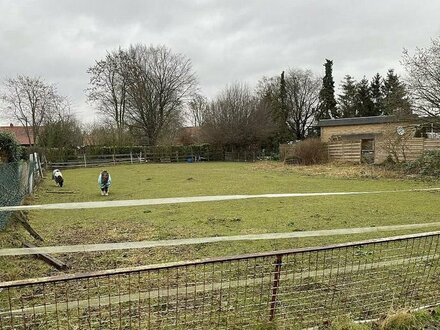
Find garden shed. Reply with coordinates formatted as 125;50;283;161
317;116;440;164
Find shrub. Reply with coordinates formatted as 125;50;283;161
288;138;328;165
0;131;22;162
40;144;226;163
378;310;418;330
403;150;440;177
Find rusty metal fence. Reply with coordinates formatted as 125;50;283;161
1;231;440;329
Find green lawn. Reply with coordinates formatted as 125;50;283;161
1;161;440;281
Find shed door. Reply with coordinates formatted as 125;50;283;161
361;139;375;164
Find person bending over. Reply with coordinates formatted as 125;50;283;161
98;170;111;196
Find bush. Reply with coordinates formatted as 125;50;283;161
288;138;328;165
378;310;418;330
0;132;23;162
40;144;226;163
328;315;370;330
403;150;440;177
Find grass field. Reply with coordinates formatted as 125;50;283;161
1;161;440;281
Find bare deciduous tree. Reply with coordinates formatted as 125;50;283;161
87;49;128;142
38;98;84;148
202;83;276;148
402;36;440;118
1;76;62;146
187;93;208;127
284;69;321;140
381;124;416;163
122;44;197;145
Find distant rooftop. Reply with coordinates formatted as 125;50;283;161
0;124;34;145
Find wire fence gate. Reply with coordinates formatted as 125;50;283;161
1;231;440;329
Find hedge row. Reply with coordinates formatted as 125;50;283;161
32;144;225;162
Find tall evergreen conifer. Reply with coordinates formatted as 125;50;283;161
382;69;412;116
355;77;374;117
370;73;384;116
318;59;337;119
338;75;357;118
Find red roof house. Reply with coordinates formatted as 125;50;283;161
0;124;35;146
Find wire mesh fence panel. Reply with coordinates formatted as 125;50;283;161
0;161;34;229
272;234;440;328
1;232;440;329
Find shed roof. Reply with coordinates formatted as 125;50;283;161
317;116;397;127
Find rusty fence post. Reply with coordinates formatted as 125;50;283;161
269;254;283;322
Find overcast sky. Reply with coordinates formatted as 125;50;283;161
0;0;439;125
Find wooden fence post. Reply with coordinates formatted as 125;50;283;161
28;155;34;194
83;154;87;168
269;254;283;322
34;153;43;179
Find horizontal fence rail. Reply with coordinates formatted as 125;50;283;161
1;224;440;256
1;232;440;329
2;188;440;212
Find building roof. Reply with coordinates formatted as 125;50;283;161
317;116;397;127
0;124;35;145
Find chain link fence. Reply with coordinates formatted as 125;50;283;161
1;231;439;329
0;161;36;229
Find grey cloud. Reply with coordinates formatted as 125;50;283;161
0;0;440;124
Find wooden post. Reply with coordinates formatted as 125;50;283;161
36;153;44;178
33;152;42;179
33;153;38;176
28;154;34;194
83;154;87;167
113;153;116;165
130;152;133;164
16;211;43;241
269;254;283;322
42;154;48;169
23;242;69;271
